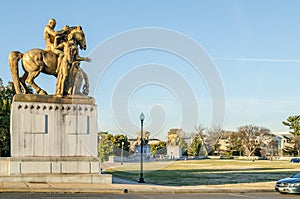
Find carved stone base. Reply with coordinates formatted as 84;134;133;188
8;157;101;174
11;94;98;157
0;157;111;183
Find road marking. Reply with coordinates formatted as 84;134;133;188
229;194;259;199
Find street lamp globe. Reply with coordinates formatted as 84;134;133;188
140;113;145;122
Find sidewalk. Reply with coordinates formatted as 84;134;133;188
0;177;275;194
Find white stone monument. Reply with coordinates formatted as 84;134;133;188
3;94;112;183
11;94;97;157
167;145;182;159
5;20;111;183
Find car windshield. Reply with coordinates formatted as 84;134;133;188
291;173;300;178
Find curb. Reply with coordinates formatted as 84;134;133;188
0;188;125;194
0;182;275;194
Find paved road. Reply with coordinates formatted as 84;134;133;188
0;192;298;199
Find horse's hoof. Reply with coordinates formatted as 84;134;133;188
39;90;48;95
55;94;63;98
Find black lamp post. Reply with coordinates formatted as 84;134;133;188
121;141;124;165
138;113;145;183
98;133;102;174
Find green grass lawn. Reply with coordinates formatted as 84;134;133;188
105;159;300;186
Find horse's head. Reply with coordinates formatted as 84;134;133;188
68;26;87;50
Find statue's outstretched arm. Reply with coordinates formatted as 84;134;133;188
75;55;91;63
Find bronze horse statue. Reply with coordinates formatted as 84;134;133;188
9;26;90;96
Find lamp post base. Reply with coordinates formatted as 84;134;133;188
138;178;145;183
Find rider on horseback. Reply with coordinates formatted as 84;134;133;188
43;18;69;72
9;19;90;96
54;28;91;97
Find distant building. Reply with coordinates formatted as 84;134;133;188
130;138;163;159
215;131;283;157
134;144;151;159
272;132;293;156
148;138;161;145
128;131;156;159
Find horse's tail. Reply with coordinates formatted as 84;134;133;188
8;51;23;94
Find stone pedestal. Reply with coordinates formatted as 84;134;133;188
8;157;100;174
6;94;113;183
10;94;98;157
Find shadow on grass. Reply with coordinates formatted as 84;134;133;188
106;168;298;186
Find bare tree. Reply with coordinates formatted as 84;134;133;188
193;125;225;156
206;126;226;155
268;139;279;157
238;125;272;157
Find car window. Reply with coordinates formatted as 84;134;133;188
292;173;300;178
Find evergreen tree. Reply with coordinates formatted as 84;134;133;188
0;79;15;156
283;115;300;155
188;133;202;156
98;132;114;162
98;132;131;162
111;134;130;156
150;141;167;156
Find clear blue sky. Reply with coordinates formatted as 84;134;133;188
1;0;300;139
